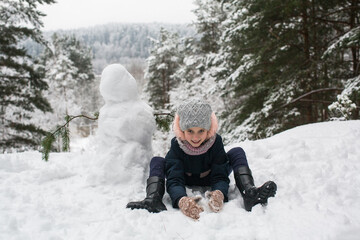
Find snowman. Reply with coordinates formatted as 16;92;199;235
91;64;156;186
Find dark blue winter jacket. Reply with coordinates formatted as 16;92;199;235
165;134;230;208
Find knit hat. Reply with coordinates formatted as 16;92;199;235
177;98;212;131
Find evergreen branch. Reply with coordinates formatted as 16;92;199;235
61;122;70;152
41;113;99;161
154;111;174;131
49;114;99;137
41;133;56;162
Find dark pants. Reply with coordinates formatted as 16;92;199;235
149;147;249;179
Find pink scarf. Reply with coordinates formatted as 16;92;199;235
177;135;216;156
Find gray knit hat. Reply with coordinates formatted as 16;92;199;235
177;98;212;131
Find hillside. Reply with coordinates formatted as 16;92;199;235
1;120;359;239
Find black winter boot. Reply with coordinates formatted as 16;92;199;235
234;166;277;211
126;176;167;213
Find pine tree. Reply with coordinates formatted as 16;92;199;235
145;28;183;110
43;34;97;112
37;33;97;145
214;0;359;141
0;0;55;152
192;0;226;54
323;1;360;119
169;0;226;114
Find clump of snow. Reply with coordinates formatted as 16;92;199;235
328;94;357;120
88;64;156;186
1;120;360;239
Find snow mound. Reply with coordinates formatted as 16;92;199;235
1;120;360;240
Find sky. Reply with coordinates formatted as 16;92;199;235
39;0;197;31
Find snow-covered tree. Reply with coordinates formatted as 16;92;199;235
169;0;227;115
213;0;360;141
0;0;55;152
145;0;359;141
36;33;97;148
192;0;226;54
144;28;183;110
324;25;360;120
43;34;97;112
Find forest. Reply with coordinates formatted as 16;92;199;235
144;0;360;143
23;22;195;74
1;0;359;153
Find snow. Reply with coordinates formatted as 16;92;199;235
89;64;156;185
99;64;139;103
1;119;360;239
1;64;360;239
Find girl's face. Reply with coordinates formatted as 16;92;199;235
184;127;208;147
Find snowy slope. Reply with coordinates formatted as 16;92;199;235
1;121;360;240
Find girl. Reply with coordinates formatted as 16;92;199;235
127;98;277;220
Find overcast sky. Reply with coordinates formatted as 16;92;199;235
39;0;197;31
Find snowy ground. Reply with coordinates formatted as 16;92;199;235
1;120;360;240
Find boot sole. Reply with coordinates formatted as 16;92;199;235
126;201;167;213
244;181;277;211
258;181;277;205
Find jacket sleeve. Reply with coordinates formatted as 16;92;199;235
165;139;187;208
210;135;230;201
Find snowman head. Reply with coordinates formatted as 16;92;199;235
100;64;139;103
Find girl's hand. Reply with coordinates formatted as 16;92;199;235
178;196;204;220
206;190;224;212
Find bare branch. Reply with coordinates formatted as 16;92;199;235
154;112;174;117
269;88;344;116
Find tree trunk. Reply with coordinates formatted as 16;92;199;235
161;70;167;109
301;0;312;123
350;0;359;77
